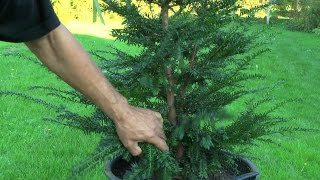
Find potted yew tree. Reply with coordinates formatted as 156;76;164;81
80;0;279;179
0;0;298;179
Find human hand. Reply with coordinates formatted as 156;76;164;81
113;105;169;156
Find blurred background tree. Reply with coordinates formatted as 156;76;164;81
51;0;112;23
50;0;320;38
286;0;320;31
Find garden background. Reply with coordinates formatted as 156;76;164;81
0;0;319;179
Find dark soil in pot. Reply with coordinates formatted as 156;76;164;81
105;156;259;180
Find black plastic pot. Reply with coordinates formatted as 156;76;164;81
105;156;259;180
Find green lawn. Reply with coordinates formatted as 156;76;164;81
0;25;319;179
246;26;320;179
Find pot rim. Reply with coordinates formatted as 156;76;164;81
105;156;259;180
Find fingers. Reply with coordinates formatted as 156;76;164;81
136;108;163;123
146;136;169;151
152;112;163;128
126;131;168;156
158;131;166;140
127;142;142;156
154;112;163;123
155;128;167;140
118;106;168;156
126;136;168;156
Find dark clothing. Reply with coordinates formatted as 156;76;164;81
0;0;60;43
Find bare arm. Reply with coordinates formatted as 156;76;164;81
25;24;168;156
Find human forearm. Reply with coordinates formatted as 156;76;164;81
25;24;127;120
25;24;168;156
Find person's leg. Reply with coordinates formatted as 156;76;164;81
25;24;168;156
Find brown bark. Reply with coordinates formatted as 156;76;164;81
161;1;186;160
189;46;197;68
161;1;177;126
176;143;185;159
161;2;169;31
166;67;177;126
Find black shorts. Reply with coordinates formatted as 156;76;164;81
0;0;61;43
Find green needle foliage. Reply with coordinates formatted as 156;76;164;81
0;0;308;179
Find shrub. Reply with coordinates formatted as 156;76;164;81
287;0;320;31
312;27;320;36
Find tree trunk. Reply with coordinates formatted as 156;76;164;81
161;1;177;126
294;0;300;17
266;4;271;24
266;0;272;25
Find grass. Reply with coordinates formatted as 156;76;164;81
230;24;320;179
246;26;320;179
0;25;319;179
